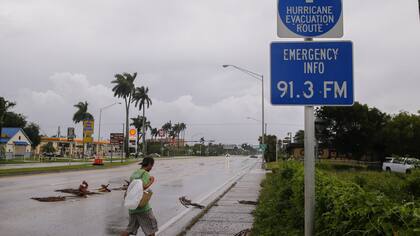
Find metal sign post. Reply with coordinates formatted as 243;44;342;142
304;106;315;235
274;1;352;234
303;33;315;233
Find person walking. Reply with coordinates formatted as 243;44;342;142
121;157;158;236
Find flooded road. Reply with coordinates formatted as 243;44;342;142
0;156;257;236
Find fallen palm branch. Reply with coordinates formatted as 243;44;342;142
55;181;99;197
31;196;67;202
238;200;257;205
98;184;111;192
111;180;129;191
234;228;251;236
179;196;205;209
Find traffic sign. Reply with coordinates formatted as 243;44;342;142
84;136;93;143
277;0;343;38
259;144;268;151
83;119;94;136
129;128;137;139
110;133;124;146
67;127;75;140
270;41;353;106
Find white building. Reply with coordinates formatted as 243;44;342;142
0;128;32;159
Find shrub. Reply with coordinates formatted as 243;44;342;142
252;163;420;236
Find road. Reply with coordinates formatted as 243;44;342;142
0;156;258;236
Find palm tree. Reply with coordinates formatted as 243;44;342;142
111;72;137;158
151;128;158;140
162;121;172;140
179;122;187;142
73;101;94;158
0;97;16;158
133;86;152;154
199;137;205;156
131;116;151;156
72;101;94;123
172;123;182;148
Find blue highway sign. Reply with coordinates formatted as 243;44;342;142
277;0;343;38
270;41;353;106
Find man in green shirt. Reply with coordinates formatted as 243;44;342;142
121;157;158;236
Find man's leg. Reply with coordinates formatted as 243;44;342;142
138;210;158;236
120;231;129;236
122;213;139;236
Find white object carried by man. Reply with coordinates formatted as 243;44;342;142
124;179;153;209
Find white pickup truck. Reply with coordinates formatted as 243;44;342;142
382;157;418;174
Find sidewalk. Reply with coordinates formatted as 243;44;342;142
185;162;266;236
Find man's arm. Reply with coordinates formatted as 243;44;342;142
143;176;155;190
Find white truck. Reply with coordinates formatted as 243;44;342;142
382;157;418;174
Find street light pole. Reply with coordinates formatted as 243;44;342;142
224;65;265;166
97;102;121;155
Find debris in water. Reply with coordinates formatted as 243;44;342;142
238;200;257;205
111;180;129;191
179;196;205;209
31;196;66;202
55;181;99;197
98;184;111;192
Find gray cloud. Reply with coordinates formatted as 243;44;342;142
0;0;419;144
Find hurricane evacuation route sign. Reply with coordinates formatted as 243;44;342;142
277;0;343;38
270;41;353;106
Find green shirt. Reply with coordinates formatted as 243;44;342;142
128;168;152;214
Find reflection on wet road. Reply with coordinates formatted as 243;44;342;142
0;156;257;236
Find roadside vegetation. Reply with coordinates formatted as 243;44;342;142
253;161;420;235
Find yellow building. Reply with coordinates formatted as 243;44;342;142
36;137;113;158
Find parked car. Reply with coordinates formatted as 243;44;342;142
382;157;418;174
249;155;258;158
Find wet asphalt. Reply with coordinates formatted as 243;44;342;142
0;156;257;236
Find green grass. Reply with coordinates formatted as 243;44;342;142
0;160;138;177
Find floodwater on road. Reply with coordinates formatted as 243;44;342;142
0;156;257;236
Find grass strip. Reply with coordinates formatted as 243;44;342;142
0;160;138;177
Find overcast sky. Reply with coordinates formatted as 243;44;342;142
0;0;419;145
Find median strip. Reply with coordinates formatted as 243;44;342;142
0;161;138;177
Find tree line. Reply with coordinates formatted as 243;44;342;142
291;102;420;161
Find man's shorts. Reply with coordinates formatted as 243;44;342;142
126;210;158;236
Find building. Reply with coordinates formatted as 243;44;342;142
286;143;338;160
0;128;33;159
35;137;113;158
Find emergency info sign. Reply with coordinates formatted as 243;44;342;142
277;0;343;38
270;41;353;105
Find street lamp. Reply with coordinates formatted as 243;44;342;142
97;102;121;153
223;64;265;165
